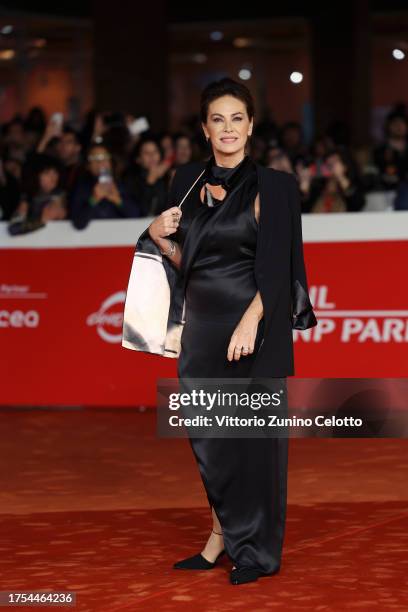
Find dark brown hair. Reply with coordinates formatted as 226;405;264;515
200;77;255;124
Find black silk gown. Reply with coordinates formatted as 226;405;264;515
176;155;288;575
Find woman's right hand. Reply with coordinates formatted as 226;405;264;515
148;206;182;242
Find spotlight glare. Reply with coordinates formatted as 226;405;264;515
234;37;251;48
290;71;303;84
0;49;15;60
238;68;252;81
210;31;223;41
392;48;405;60
33;38;47;48
192;53;207;64
1;25;14;35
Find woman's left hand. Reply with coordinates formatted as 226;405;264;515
227;313;259;361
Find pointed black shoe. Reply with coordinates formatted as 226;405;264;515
173;528;225;570
173;549;225;570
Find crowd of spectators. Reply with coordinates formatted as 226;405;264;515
1;104;408;235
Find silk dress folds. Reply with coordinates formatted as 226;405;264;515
175;155;288;575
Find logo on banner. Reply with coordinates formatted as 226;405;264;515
87;291;125;343
0;310;40;328
0;283;46;328
295;286;408;343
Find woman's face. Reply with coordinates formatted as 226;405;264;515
388;117;407;139
282;126;301;149
314;139;327;158
88;146;112;176
6;123;25;146
137;142;161;169
202;95;253;157
39;168;59;193
175;137;192;165
4;159;22;180
161;135;174;158
326;153;346;176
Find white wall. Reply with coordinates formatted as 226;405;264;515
1;211;408;249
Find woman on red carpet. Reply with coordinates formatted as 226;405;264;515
146;78;317;585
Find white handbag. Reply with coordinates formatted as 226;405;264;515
121;169;205;357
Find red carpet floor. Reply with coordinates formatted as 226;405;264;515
0;408;407;611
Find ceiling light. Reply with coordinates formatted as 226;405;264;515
1;25;13;35
0;49;15;60
210;31;223;41
238;68;252;80
290;71;303;84
392;49;405;60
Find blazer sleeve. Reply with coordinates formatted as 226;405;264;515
288;174;318;330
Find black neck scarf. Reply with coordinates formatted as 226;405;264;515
201;154;253;207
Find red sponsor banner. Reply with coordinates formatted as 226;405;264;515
1;216;407;406
296;241;408;377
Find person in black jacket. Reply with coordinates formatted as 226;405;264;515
296;147;365;213
373;111;408;190
122;136;172;217
70;143;141;230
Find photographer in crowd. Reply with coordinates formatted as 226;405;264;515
69;143;141;230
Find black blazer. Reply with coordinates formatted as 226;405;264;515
135;159;318;377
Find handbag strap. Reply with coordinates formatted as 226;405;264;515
177;169;206;209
